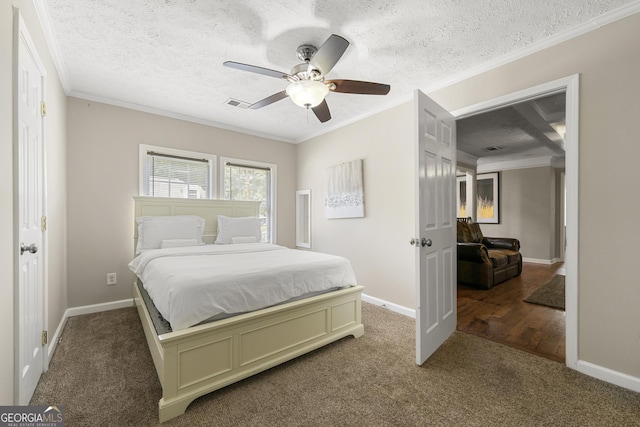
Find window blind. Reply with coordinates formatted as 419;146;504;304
144;151;210;198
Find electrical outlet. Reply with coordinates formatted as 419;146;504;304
106;273;117;285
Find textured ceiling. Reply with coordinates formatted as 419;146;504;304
41;0;637;143
457;92;566;162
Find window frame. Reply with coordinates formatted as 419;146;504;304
220;156;277;244
139;144;217;199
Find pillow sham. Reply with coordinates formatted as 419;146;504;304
136;215;205;254
160;238;199;249
230;236;257;244
215;215;261;244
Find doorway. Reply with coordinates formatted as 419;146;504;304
451;75;579;367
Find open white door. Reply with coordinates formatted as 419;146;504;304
15;12;46;404
414;90;457;365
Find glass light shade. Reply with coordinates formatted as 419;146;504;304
286;80;329;108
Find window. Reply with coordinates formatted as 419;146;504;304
221;157;276;243
138;148;274;242
140;145;216;199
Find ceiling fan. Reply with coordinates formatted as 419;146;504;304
223;34;390;123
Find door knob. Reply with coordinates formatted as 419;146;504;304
20;243;38;255
409;238;419;246
422;238;432;247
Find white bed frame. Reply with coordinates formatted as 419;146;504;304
132;196;364;422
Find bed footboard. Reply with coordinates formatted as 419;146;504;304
133;283;364;423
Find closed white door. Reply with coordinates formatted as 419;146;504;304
16;16;46;404
414;90;457;365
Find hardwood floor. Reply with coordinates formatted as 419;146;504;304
457;262;566;362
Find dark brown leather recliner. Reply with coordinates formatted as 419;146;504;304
457;218;522;289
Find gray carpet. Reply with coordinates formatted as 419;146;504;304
524;275;565;310
31;303;640;426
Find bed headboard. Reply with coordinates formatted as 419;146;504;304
133;196;261;250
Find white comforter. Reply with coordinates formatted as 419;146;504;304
128;243;357;331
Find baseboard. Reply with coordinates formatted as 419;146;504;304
49;294;640;395
47;314;68;362
575;360;640;394
362;293;415;318
362;294;640;395
522;257;560;265
47;299;134;364
65;298;134;318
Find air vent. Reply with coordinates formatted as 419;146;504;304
224;98;251;109
484;146;503;152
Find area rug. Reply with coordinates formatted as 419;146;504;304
524;275;565;310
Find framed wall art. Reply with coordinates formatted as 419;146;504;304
476;172;499;223
325;159;364;219
457;172;500;223
456;176;468;218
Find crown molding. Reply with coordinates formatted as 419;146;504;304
68;91;295;144
32;0;70;93
456;150;478;167
420;1;640;97
32;0;640;143
293;94;413;143
477;155;567;173
459;154;566;174
299;2;640;142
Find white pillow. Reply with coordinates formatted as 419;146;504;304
215;215;261;244
160;238;199;249
136;215;205;254
230;236;257;244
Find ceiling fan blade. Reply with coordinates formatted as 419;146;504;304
327;80;390;95
310;34;349;75
223;61;290;80
250;91;288;109
312;99;331;123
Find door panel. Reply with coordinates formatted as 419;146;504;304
415;90;457;365
442;246;454;319
423;150;437;229
424;251;438;333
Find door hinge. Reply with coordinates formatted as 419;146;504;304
42;330;48;346
41;216;47;231
40;102;47;117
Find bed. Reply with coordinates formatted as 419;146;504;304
130;196;364;422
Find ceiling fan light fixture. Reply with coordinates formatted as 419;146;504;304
224;34;389;122
286;80;329;109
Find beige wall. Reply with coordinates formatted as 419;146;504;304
480;166;559;262
297;102;416;309
300;12;640;377
66;98;296;307
299;12;640;379
428;12;640;377
1;1;67;404
4;0;639;401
